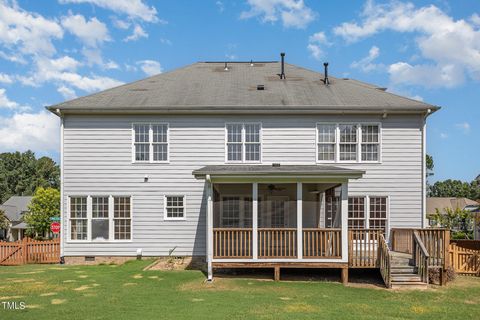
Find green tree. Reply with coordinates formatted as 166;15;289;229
428;207;474;239
23;187;60;238
426;154;434;177
0;209;9;230
0;151;60;203
428;179;480;200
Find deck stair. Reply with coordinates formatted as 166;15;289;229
390;251;428;289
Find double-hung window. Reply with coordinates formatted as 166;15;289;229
348;196;389;234
114;197;132;240
369;197;388;234
226;123;261;162
165;196;186;220
348;197;365;229
92;196;109;241
339;124;358;161
70;197;88;240
317;124;336;161
361;125;380;161
133;123;169;162
316;123;380;162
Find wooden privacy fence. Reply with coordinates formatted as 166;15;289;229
449;240;480;276
0;238;60;265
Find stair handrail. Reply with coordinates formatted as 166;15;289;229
378;234;391;288
412;230;430;284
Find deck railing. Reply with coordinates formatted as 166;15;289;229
413;230;430;283
348;229;383;268
213;228;252;258
303;228;341;258
378;234;392;288
391;228;449;269
258;228;297;259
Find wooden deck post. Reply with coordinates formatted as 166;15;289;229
341;267;348;285
274;266;280;281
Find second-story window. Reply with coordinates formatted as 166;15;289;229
133;123;169;163
361;125;380;161
226;123;261;162
339;124;358;161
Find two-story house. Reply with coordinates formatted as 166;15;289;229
48;58;439;285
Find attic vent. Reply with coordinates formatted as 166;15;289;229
272;163;280;167
257;84;265;90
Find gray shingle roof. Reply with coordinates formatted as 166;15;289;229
48;62;439;114
193;165;364;178
1;196;33;222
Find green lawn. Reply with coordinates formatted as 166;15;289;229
0;260;479;320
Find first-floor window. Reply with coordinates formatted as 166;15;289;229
92;196;109;241
114;197;132;240
165;196;186;220
369;197;387;234
348;197;365;229
70;197;87;240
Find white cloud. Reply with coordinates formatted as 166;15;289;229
0;73;13;84
333;1;480;88
59;0;160;23
440;132;448;139
0;88;30;111
455;122;471;134
241;0;315;29
0;111;59;153
160;38;172;45
57;85;77;99
0;1;63;57
0;50;27;64
123;24;148;42
216;1;225;13
111;17;130;29
103;60;119;70
351;46;384;72
61;13;110;47
136;60;162;76
470;13;480;26
307;32;328;60
19;56;123;93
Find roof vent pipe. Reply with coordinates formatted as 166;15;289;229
224;62;228;71
323;62;329;85
280;52;285;79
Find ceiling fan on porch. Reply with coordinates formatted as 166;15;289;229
267;184;286;193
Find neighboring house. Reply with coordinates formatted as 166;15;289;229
47;59;439;281
0;196;33;241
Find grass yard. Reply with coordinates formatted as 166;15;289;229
0;260;479;320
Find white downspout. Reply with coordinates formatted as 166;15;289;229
421;109;431;228
60;113;65;259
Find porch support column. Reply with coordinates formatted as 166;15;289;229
206;175;213;281
252;182;258;260
297;182;303;259
341;182;349;263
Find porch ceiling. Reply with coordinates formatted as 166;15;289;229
193;165;364;181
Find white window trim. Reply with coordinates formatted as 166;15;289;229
67;195;133;243
132;123;170;164
164;195;187;221
225;122;262;163
347;195;390;237
316;122;382;164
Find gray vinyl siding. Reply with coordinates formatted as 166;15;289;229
62;114;423;256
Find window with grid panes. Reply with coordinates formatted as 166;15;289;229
369;197;387;234
348;197;365;229
92;196;109;240
339;125;358;161
70;197;88;240
361;125;380;161
114;197;131;240
226;123;261;162
133;123;168;162
221;196;240;227
317;124;336;161
165;196;185;219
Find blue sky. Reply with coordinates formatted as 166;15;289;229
0;0;478;182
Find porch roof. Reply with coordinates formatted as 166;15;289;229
193;165;364;179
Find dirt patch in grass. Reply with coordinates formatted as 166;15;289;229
51;299;67;305
132;274;143;279
40;292;57;297
73;285;91;291
123;282;137;286
284;302;320;313
27;304;43;309
0;295;24;299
